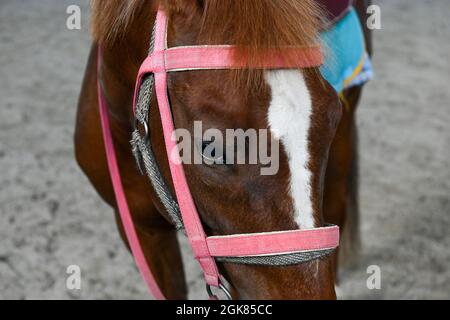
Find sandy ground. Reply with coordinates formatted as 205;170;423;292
0;0;449;300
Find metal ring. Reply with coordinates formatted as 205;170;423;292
134;119;150;143
142;120;149;142
206;283;232;300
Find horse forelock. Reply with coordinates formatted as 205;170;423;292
199;0;321;59
91;0;147;45
91;0;323;51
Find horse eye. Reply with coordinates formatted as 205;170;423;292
201;140;225;165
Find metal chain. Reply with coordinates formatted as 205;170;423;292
216;249;335;266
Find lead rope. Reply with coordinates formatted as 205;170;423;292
97;52;166;300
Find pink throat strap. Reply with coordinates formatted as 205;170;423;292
97;8;339;300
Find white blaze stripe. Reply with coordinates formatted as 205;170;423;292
266;70;315;229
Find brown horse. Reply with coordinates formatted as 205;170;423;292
75;0;372;299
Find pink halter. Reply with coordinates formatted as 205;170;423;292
98;8;339;300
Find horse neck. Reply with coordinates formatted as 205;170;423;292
98;14;155;125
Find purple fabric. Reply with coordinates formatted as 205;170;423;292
316;0;354;24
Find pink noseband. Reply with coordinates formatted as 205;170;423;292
98;8;339;300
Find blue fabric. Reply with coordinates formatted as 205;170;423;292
320;7;373;93
347;56;373;88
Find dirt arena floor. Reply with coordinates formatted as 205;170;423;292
0;0;449;299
